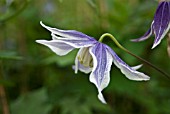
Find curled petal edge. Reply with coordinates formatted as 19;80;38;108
131;21;154;42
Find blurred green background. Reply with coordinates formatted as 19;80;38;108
0;0;170;114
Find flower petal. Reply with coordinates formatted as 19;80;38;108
40;21;96;41
36;40;75;56
106;46;150;81
152;1;170;49
51;33;97;48
74;48;92;74
36;24;97;55
131;21;154;42
89;43;113;104
72;62;92;74
131;64;143;70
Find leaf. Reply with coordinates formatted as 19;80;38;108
0;79;14;87
11;88;52;114
59;94;112;114
47;76;113;114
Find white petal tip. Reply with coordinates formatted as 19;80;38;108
74;69;78;74
40;21;48;28
98;92;107;104
151;44;157;49
40;21;44;27
141;76;150;81
152;38;161;49
40;21;44;26
72;66;77;74
130;39;138;42
35;40;41;43
125;71;150;81
129;75;150;81
132;64;143;70
35;40;45;44
40;21;51;31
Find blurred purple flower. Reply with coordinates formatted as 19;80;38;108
132;1;170;49
36;22;150;103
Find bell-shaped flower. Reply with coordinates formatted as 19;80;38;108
131;1;170;49
36;22;150;104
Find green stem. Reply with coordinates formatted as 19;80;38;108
99;33;170;79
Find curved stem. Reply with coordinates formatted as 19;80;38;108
99;33;170;79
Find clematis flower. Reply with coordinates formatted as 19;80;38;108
131;1;170;49
36;22;150;103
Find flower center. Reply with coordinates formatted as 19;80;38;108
78;47;93;68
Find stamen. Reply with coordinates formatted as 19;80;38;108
89;58;93;68
78;47;93;67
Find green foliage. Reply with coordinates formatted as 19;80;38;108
0;51;22;60
59;95;111;114
42;50;77;67
0;79;14;86
0;0;170;114
11;88;52;114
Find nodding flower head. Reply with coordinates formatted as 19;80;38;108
36;22;150;104
131;1;170;49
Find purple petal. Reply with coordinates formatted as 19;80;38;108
152;1;170;48
131;22;153;42
36;40;75;56
89;43;113;104
37;22;98;53
51;33;97;48
106;46;150;81
40;21;96;41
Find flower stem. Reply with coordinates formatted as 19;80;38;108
99;33;170;79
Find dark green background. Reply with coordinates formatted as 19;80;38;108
0;0;170;114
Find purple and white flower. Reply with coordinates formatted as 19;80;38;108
36;22;150;104
131;1;170;49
